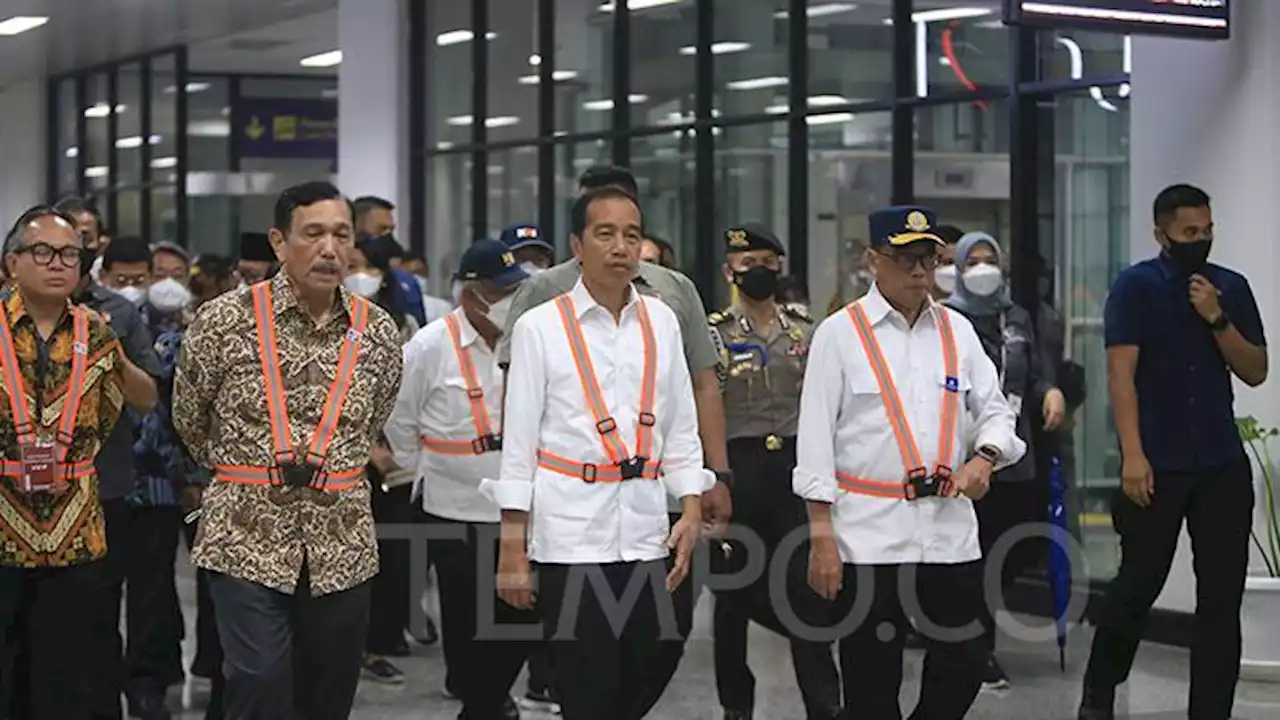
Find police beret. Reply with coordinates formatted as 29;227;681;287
724;223;785;255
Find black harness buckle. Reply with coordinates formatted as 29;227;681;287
618;457;648;481
472;433;503;454
904;466;941;501
279;460;322;489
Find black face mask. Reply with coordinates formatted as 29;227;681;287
1164;237;1212;275
734;266;780;301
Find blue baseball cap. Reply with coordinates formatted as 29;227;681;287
498;223;553;254
456;239;529;288
868;206;946;248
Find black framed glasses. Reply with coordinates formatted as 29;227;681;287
878;249;942;272
15;243;83;267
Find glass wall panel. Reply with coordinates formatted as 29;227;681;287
151;55;180;177
84;73;113;196
913;0;1006;97
184;76;230;173
488;0;538;142
427;0;474;149
914;100;1010;247
486;145;539;237
631;131;695;270
549;0;613;136
552;140;611;258
1040;30;1130;84
426;153;473;288
116;63;146;188
115;188;144;238
807;0;894;105
630;0;695;129
713;0;787;120
55;79;78;196
714;122;788;305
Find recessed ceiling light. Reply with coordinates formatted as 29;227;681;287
773;3;857;19
83;166;109;179
807;112;856;125
599;0;682;11
517;70;579;85
64;147;78;158
163;82;211;94
436;30;497;46
678;41;750;56
529;54;542;66
150;156;178;169
582;94;649;111
300;50;342;67
765;95;853;114
725;76;789;91
889;7;994;24
84;103;126;118
115;134;163;149
446;115;521;128
0;16;49;36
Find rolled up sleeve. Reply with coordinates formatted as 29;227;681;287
792;320;841;504
480;315;544;511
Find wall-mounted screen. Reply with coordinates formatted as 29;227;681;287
1005;1;1229;39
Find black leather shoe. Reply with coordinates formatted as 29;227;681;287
413;616;440;645
1078;685;1115;720
127;690;172;720
724;709;753;720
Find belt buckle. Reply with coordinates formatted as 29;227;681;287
764;435;783;452
618;457;647;481
472;433;503;454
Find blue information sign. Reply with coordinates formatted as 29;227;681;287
231;97;338;160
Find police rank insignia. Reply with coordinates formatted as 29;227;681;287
906;210;930;232
727;230;749;248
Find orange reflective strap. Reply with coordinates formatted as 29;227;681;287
421;437;482;455
536;450;662;484
0;307;91;461
633;298;658;460
213;464;364;491
308;296;370;461
444;313;495;440
553;295;630;465
251;284;292;458
933;309;960;473
846;304;925;473
834;472;908;499
0;308;34;441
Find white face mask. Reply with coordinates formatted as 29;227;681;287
483;293;514;330
147;278;191;313
115;285;147;307
89;255;103;282
962;263;1003;297
343;272;382;298
934;264;957;295
451;280;464;306
519;261;545;277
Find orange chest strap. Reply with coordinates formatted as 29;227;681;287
251;283;370;469
553;294;658;478
845;302;960;482
424;314;501;456
0;307;91;465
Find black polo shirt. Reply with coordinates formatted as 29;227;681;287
1104;254;1266;473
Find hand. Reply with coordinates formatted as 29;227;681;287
179;485;203;513
666;514;701;591
950;457;993;501
807;535;842;600
1121;453;1155;508
496;546;535;610
1189;274;1223;323
370;441;396;475
701;480;732;538
1042;387;1066;431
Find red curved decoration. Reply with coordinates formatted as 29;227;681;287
942;22;988;111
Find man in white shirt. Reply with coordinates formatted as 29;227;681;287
795;206;1025;719
384;239;532;719
484;186;712;720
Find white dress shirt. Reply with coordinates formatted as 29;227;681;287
384;309;504;523
793;286;1025;565
481;278;714;564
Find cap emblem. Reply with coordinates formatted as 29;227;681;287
905;211;930;232
727;230;749;248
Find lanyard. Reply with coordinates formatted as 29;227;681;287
0;307;90;463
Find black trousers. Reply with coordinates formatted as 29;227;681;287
207;567;370;720
1084;459;1253;719
828;562;987;720
715;437;840;718
91;500;186;719
537;561;675;720
366;480;414;656
425;514;536;718
0;560;110;720
975;479;1046;653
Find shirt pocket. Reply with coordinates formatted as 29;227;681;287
936;372;974;454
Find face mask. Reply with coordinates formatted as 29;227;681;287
147;278;191;314
1164;237;1212;275
115;285;147;307
451;280;464;306
483;293;514;330
519;261;545;277
934;264;957;295
343;272;382;298
733;266;780;301
962;263;1003;297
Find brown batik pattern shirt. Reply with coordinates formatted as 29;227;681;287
173;272;402;596
0;290;124;568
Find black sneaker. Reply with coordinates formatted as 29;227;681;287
520;685;562;715
981;655;1011;691
361;656;406;685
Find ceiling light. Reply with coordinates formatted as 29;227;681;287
0;16;48;36
83;166;109;179
912;7;994;23
300;50;342;68
582;94;649;111
529;53;542;66
774;3;857;19
436;30;496;46
725;76;789;91
150;156;177;169
187;120;231;137
517;70;579;85
807;113;856;125
678;41;750;56
436;141;455;150
84;103;126;118
64;147;78;158
114;134;161;149
599;0;682;11
163;82;211;94
446;115;521;128
764;95;854;114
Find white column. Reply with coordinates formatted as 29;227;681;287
338;0;407;217
1129;2;1280;611
0;79;47;225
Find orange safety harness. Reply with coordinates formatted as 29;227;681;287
538;293;661;483
420;313;502;456
215;283;370;492
0;307;94;493
836;302;960;501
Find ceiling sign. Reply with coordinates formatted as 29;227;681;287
231;97;338;161
1004;0;1229;39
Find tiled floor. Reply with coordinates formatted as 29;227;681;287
170;562;1280;719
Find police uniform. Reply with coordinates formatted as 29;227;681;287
711;225;840;720
792;206;1025;719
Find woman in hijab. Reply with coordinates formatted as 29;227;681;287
947;231;1067;692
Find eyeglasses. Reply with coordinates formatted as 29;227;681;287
878;249;941;272
14;243;83;267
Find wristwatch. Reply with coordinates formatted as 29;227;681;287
976;445;1002;465
712;469;734;489
1208;311;1231;333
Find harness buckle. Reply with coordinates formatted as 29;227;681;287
618;457;647;481
466;387;484;400
472;433;503;454
638;412;656;427
274;450;323;489
595;417;617;435
581;463;599;483
905;466;942;501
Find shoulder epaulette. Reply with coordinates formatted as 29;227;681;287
708;308;734;326
781;302;813;323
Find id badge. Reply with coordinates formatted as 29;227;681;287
1006;393;1024;418
19;442;57;493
